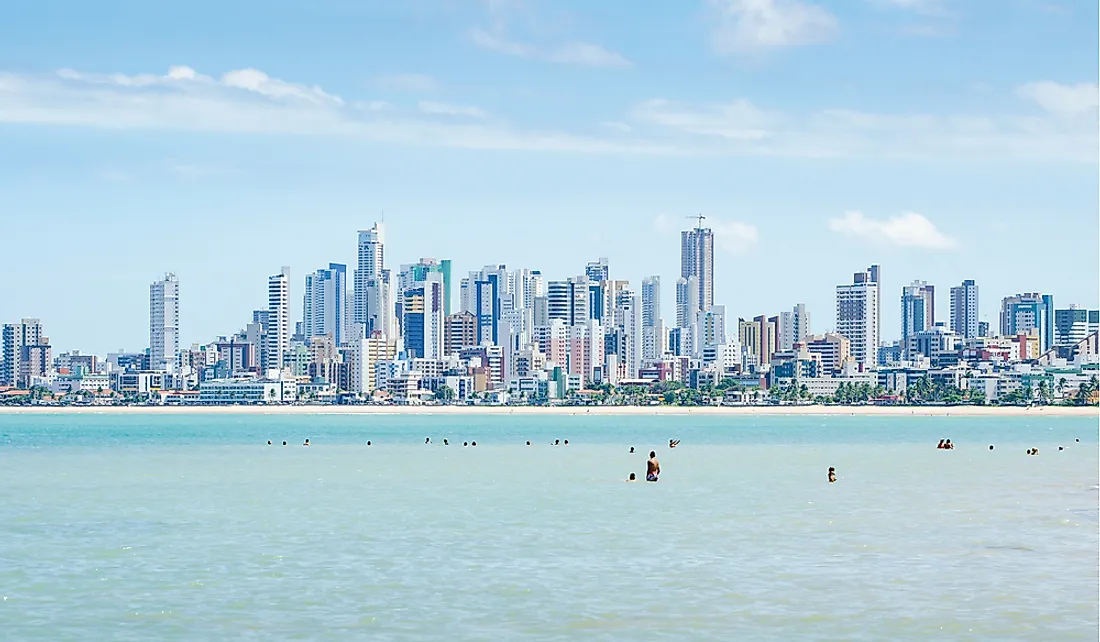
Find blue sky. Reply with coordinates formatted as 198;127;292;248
1;0;1096;354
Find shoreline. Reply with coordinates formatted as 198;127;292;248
0;404;1095;417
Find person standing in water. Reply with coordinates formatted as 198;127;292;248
828;467;837;483
646;451;660;482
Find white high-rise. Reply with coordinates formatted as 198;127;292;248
836;265;880;369
901;280;935;357
303;263;348;346
641;276;664;362
681;223;714;313
779;303;810;351
675;276;699;328
149;273;179;372
949;279;979;339
353;222;389;338
265;266;290;374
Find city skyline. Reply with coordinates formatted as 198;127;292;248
0;1;1097;353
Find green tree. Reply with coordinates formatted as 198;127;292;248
435;385;456;404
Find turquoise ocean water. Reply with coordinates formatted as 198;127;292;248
1;413;1097;640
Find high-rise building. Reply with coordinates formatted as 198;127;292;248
805;333;852;375
303;263;349;346
613;290;640;379
739;314;776;370
836;265;880;369
978;320;990;338
641;276;664;362
681;223;714;313
779;303;810;351
353;222;389;339
949;279;979;339
1054;305;1099;347
901;281;935;357
265;267;290;373
1000;293;1055;352
547;277;590;327
402;273;445;359
399;258;452;317
675;276;699;328
2;318;46;387
444;311;478;356
149;273;179;372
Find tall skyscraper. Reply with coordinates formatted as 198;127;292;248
353;222;388;338
836;265;880;369
1000;293;1055;352
303;263;348;346
779;303;810;351
265;267;290;373
149;273;179;372
901;281;935;357
641;276;664;362
1053;306;1098;347
681;222;714;313
948;279;979;340
1;318;46;387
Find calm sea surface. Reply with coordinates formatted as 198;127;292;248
1;413;1097;641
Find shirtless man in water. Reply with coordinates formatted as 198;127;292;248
646;451;661;482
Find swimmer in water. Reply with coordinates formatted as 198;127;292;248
526;441;531;446
471;441;477;446
282;441;287;446
945;439;954;450
629;447;635;454
463;442;468;447
367;441;371;446
443;439;448;446
627;473;637;482
989;445;994;450
267;440;272;445
646;451;660;482
304;439;310;447
828;467;836;483
669;439;680;448
563;440;568;445
425;437;431;444
554;439;560;446
937;439;945;449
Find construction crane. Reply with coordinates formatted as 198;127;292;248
686;214;706;229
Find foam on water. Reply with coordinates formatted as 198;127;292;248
0;413;1097;640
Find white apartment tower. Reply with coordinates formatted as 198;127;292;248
303;263;349;346
675;276;699;328
353;222;389;338
641;276;664;362
835;265;880;369
779;303;810;351
949;279;979;339
681;223;714;313
149;273;179;372
265;267;290;373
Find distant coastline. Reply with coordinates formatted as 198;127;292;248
0;404;1095;417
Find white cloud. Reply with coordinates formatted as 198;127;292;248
0;65;1094;163
470;29;631;68
828;211;957;249
708;0;838;54
711;219;760;254
418;100;487;118
1016;81;1100;117
376;73;437;93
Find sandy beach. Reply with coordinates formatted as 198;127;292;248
0;404;1095;417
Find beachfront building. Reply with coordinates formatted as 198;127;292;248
264;267;290;374
836;265;881;369
402;274;445;360
739;315;778;372
198;375;298;404
2;318;47;388
949;279;979;339
805;333;851;375
149;273;179;372
1000;293;1055;352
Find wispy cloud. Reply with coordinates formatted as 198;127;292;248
469;29;631;68
376;73;437;93
1017;81;1100;117
0;66;1094;163
418;100;487;118
708;0;838;54
828;211;957;249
